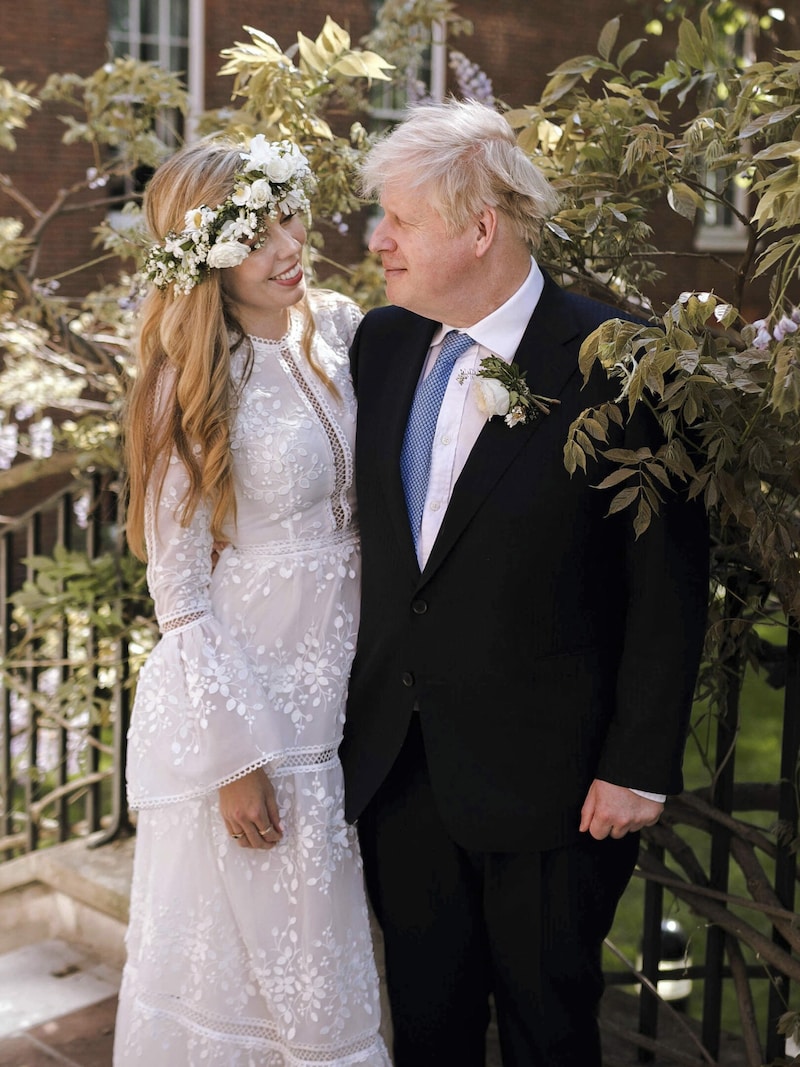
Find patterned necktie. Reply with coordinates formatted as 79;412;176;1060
400;330;475;549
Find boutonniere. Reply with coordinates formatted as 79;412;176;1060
457;355;560;428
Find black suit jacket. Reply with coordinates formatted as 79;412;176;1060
340;273;709;852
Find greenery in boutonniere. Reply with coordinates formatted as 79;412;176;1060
460;355;561;428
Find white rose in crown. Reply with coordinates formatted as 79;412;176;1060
184;206;216;235
206;240;251;269
265;156;295;184
473;376;511;419
247;178;272;208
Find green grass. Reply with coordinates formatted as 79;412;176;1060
605;619;792;1043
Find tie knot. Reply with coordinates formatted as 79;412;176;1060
438;330;474;367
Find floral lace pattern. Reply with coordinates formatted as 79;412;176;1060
115;292;389;1065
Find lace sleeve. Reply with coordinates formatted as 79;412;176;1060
144;448;214;635
140;363;215;634
127;377;296;809
310;290;364;355
130;445;301;810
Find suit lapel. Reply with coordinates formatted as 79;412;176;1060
420;277;583;581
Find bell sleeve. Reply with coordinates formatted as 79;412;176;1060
126;446;294;811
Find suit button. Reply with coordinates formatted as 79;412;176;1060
402;672;415;687
412;600;428;614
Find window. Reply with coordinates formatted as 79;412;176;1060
365;7;446;240
108;0;189;85
106;0;203;220
694;168;749;252
694;19;755;253
368;4;445;124
107;0;204;142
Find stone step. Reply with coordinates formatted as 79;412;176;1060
0;832;134;966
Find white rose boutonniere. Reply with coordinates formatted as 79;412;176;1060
459;355;560;427
473;376;510;419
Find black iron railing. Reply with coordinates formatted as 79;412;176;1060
617;617;800;1064
0;476;133;858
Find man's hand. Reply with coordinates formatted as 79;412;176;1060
579;779;664;841
211;540;230;573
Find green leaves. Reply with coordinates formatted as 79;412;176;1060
677;18;707;72
508;10;800;610
0;70;40;151
566;296;800;613
597;17;620;61
42;58;186;166
667;181;705;220
296;16;394;83
218;18;392;142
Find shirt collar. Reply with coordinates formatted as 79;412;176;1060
432;258;544;362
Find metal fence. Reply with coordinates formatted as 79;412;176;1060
0;476;132;857
0;478;797;1065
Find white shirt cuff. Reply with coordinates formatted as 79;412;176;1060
630;788;666;803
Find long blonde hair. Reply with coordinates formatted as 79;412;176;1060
124;138;329;561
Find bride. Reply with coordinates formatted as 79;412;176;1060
114;134;389;1067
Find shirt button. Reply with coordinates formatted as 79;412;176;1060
412;600;427;615
429;501;441;512
401;672;415;687
441;434;451;445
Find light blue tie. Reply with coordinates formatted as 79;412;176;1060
400;330;474;549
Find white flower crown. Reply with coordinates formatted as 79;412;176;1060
143;136;315;295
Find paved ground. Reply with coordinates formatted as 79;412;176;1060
0;995;117;1067
0;973;750;1066
0;939;119;1066
0;833;750;1066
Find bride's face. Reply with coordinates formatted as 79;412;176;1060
223;213;308;336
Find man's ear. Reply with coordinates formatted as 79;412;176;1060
475;206;498;257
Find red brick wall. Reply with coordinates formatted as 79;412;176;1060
454;0;666;103
2;3;798;308
2;0;109;295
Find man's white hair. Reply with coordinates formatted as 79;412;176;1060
360;97;560;249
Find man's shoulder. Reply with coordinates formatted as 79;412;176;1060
544;274;650;331
360;303;429;329
356;304;439;349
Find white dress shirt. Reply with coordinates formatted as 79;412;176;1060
410;257;666;806
417;259;544;565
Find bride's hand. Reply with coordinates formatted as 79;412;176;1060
219;768;283;849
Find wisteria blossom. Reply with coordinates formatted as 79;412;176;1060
751;309;800;350
449;51;495;105
29;416;54;459
0;423;18;469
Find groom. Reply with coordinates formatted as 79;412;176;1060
340;99;709;1066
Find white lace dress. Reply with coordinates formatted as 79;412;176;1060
113;291;390;1067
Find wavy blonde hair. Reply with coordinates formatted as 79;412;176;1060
125;137;326;561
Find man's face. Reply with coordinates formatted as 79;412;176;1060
369;183;479;324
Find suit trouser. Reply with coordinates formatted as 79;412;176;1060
356;713;640;1067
